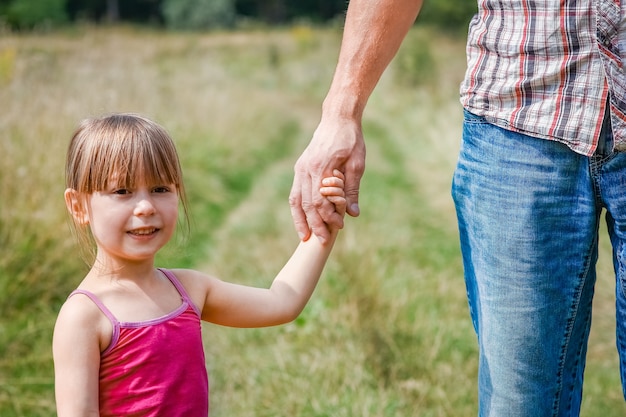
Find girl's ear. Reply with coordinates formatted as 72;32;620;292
64;188;89;225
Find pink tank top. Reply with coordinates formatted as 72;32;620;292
70;268;209;417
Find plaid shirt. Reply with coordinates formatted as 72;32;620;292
460;0;626;156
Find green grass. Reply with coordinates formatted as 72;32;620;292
1;24;624;416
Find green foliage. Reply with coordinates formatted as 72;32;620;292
418;0;477;34
3;0;67;29
0;0;478;32
161;0;235;30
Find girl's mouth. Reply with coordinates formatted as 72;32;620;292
128;228;158;236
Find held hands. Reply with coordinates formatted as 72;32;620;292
320;169;348;226
290;117;366;244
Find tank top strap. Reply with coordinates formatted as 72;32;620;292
69;289;118;324
158;268;201;318
68;289;121;356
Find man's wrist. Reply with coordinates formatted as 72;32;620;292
321;89;365;121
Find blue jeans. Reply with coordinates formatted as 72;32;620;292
452;110;626;416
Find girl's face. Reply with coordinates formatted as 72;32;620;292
85;179;179;266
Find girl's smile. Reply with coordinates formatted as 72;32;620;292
128;227;159;236
86;183;179;264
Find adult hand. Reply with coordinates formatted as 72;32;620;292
289;115;366;244
288;0;420;245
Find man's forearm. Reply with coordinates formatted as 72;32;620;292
323;0;424;120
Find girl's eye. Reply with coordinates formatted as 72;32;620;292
153;186;171;193
113;188;130;195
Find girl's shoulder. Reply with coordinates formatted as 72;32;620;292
165;268;220;317
58;289;109;324
166;268;218;289
55;289;114;353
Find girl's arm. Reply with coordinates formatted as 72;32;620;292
53;296;107;417
197;230;339;327
181;174;346;328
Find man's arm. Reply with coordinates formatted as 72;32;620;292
290;0;424;243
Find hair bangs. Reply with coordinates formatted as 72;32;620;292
67;113;185;195
103;127;183;192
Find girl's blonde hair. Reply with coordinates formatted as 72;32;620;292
65;113;189;261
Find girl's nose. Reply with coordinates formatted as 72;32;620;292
134;195;156;216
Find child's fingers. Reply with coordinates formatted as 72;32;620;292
321;170;347;217
332;169;345;182
319;185;345;197
325;195;346;205
321;176;344;189
325;195;347;216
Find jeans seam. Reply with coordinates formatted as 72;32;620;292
554;156;599;416
617;243;626;387
552;238;597;416
618;238;626;299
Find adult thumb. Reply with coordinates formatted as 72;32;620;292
345;176;361;217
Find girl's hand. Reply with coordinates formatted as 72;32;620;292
319;169;347;218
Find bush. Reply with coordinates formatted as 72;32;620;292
418;0;477;34
162;0;235;31
3;0;67;30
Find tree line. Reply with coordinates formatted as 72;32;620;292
0;0;476;33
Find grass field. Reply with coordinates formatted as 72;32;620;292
0;25;624;416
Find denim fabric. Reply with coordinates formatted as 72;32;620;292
452;109;626;416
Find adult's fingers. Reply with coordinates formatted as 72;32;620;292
290;163;334;243
288;171;312;241
307;171;335;243
344;155;364;218
325;196;347;217
311;180;343;232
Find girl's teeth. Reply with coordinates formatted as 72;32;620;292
132;229;155;235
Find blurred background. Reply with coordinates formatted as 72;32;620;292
1;1;624;416
0;0;476;32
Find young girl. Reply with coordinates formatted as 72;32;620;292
52;113;346;417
